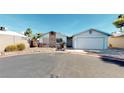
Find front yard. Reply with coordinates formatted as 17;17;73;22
0;48;55;58
1;47;124;61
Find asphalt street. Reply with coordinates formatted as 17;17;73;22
0;53;124;78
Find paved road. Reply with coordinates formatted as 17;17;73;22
0;53;124;78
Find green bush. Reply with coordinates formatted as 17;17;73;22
17;43;26;51
4;45;17;52
4;43;26;52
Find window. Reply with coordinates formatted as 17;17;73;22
56;38;63;43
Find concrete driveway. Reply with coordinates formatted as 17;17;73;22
0;52;124;78
85;49;124;61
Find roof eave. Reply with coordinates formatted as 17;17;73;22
72;28;110;37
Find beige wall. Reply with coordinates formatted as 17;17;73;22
0;35;29;52
108;36;124;48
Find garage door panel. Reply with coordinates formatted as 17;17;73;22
76;37;104;49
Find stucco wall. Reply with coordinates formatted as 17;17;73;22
108;36;124;48
0;35;29;52
39;33;49;46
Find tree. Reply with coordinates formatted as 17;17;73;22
118;14;123;18
24;28;33;37
113;14;124;32
24;28;42;47
36;32;42;39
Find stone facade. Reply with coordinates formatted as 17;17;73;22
39;31;67;48
49;31;56;47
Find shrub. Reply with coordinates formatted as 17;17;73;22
4;43;26;52
4;45;17;52
17;43;26;51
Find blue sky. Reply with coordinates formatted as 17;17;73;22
0;14;118;36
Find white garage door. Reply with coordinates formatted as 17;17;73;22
76;37;104;49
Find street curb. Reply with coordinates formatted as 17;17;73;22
87;53;124;62
72;52;124;62
99;55;124;62
0;52;53;59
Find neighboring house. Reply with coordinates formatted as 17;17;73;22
39;31;67;47
0;27;29;52
109;32;124;48
72;28;110;49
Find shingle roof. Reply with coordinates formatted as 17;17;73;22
72;28;111;37
41;31;67;37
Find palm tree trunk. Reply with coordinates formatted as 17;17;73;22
120;27;123;32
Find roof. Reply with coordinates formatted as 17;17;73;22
72;28;111;37
111;31;124;37
0;30;26;37
41;31;55;36
41;31;67;37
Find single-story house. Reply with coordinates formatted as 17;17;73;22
0;27;29;52
39;31;67;47
72;28;110;49
108;32;124;48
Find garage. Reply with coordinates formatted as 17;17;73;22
73;29;110;49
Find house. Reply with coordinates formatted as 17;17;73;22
108;32;124;48
0;27;29;52
39;31;67;47
72;28;110;49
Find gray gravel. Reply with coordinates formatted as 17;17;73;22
0;53;124;78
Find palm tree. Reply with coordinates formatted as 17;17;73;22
24;28;33;37
113;14;124;32
24;28;42;47
36;32;42;39
118;14;123;18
